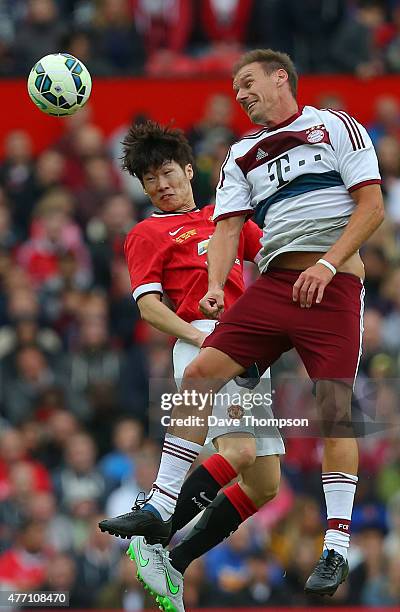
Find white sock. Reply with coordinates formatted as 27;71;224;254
322;471;358;559
147;434;202;521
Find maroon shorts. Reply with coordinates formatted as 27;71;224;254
203;268;365;383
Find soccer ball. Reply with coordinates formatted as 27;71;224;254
27;53;92;117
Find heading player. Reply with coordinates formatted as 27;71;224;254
99;121;285;610
109;50;384;605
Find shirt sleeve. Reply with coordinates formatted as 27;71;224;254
241;219;263;263
124;231;165;302
213;146;253;223
326;110;381;192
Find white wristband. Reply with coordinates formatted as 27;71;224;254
317;258;337;275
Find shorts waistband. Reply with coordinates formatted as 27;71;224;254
266;267;363;283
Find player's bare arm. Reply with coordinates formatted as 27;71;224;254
138;294;207;347
199;215;245;318
293;184;384;308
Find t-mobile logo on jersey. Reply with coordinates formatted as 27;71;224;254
268;153;291;188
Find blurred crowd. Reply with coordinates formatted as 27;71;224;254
4;0;400;77
0;85;399;608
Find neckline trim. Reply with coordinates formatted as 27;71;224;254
152;207;200;217
268;105;304;131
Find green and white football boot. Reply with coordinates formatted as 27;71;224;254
127;536;185;612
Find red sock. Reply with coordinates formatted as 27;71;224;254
202;453;237;487
224;482;258;520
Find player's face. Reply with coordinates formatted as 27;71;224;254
233;62;283;125
143;160;195;212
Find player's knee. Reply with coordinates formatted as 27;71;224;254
316;382;352;434
224;444;256;472
183;356;212;381
260;480;280;504
240;477;279;507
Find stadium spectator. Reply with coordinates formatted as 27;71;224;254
75;155;122;227
87;193;136;291
0;130;34;240
0;518;50;589
28;491;74;552
0;345;64;425
13;0;67;75
271;0;348;73
52;431;107;511
62;123;105;191
105;449;159;519
74;515;120;599
133;0;193;59
330;0;386;77
96;553;146;609
99;417;144;486
368;95;400;145
40;553;91;608
16;189;91;290
89;0;145;75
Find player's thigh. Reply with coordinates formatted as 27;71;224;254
292;273;364;384
173;338;200;382
183;346;246;383
239;454;281;507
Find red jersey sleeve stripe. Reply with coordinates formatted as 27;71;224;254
133;282;163;301
327;109;357;151
213;210;253;223
334;110;362;149
338;111;365;148
348;179;381;192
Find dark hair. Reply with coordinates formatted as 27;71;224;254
121;120;194;182
233;49;298;98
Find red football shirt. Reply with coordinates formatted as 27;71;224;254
124;204;262;323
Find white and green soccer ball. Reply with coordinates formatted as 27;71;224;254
27;53;92;117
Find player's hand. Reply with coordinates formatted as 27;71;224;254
292;263;335;307
199;288;225;319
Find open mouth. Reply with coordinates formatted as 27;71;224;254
247;101;257;111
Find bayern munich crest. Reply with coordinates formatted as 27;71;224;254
307;128;325;143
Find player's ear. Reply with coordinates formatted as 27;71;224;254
275;68;288;88
186;164;194;180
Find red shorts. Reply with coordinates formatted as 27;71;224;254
203;268;365;383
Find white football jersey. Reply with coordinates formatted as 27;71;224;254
214;105;381;272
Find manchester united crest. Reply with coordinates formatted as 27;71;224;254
227;404;244;419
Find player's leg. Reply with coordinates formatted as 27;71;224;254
291;272;364;595
168;453;281;574
99;346;245;540
141;274;290;541
304;380;357;595
99;312;261;542
100;275;289;542
166;358;282;544
166;433;256;545
129;454;281;612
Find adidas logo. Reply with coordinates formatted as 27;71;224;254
256;148;268;161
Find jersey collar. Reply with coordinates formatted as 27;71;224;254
268;105;304;131
152;207;200;217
